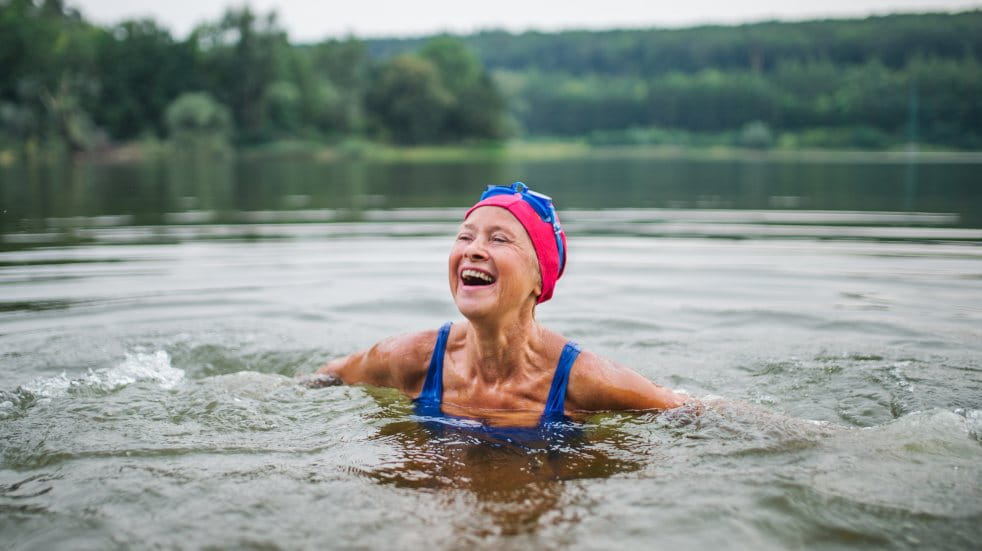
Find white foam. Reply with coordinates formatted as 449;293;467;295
19;350;185;398
0;399;16;420
20;372;73;398
962;408;982;440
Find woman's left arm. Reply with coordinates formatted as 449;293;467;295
567;351;695;412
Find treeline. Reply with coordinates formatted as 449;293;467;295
0;0;505;152
506;57;982;149
370;12;982;148
369;13;982;75
2;0;981;152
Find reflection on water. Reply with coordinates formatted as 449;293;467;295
356;393;845;539
3;153;982;247
358;396;976;542
362;418;641;535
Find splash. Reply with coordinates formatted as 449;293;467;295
961;408;982;443
18;350;185;399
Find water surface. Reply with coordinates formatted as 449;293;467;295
1;154;980;549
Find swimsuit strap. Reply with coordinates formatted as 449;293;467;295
542;341;581;419
416;322;452;405
416;326;580;422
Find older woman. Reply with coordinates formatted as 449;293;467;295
313;182;693;427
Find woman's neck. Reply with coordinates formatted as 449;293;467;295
463;308;542;384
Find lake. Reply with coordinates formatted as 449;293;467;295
1;151;981;549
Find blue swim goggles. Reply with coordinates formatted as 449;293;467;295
479;182;566;273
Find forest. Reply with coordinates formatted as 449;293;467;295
1;0;980;152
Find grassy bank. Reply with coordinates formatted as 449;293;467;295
334;141;982;164
4;137;982;167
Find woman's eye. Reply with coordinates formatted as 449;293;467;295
456;234;473;241
492;235;508;243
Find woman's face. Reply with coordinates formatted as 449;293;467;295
449;207;541;321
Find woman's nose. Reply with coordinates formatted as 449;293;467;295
464;237;488;260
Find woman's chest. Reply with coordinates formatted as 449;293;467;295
439;361;555;414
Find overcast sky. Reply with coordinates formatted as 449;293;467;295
71;0;982;41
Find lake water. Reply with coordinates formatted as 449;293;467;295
1;152;981;549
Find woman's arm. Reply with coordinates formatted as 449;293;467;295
305;330;435;395
567;350;695;412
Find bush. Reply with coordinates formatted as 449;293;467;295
738;120;774;149
788;126;895;149
164;92;232;150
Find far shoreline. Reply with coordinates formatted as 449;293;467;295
5;139;982;167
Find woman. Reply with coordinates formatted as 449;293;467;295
312;182;694;427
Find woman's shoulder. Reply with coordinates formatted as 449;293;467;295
562;344;616;382
355;327;443;395
372;327;443;368
563;343;688;412
536;327;578;354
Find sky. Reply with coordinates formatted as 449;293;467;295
72;0;982;41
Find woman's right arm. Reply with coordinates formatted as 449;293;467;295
306;331;435;394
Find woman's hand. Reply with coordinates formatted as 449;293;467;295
297;373;343;388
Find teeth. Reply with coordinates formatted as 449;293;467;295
462;269;494;283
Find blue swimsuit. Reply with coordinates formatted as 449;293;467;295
412;322;582;445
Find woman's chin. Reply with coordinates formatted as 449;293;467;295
453;286;498;318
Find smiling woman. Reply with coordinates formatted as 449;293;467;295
311;182;692;428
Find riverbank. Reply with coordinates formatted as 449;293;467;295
344;142;982;164
5;139;982;167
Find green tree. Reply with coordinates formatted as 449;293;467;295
419;37;507;140
364;54;453;144
419;36;481;95
190;7;292;142
304;38;369;136
262;80;302;135
164;91;232;150
88;19;199;140
738;120;774;148
453;72;508;140
0;0;102;151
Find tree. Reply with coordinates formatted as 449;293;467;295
303;38;369;136
364;54;453;144
419;36;481;95
419;37;507;140
262;80;302;135
164;92;232;150
738;120;774;149
88;19;198;139
0;0;102;151
190;7;292;142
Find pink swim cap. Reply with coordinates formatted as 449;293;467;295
464;183;567;303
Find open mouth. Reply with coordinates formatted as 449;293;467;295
461;268;496;287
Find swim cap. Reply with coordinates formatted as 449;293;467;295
465;182;567;303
